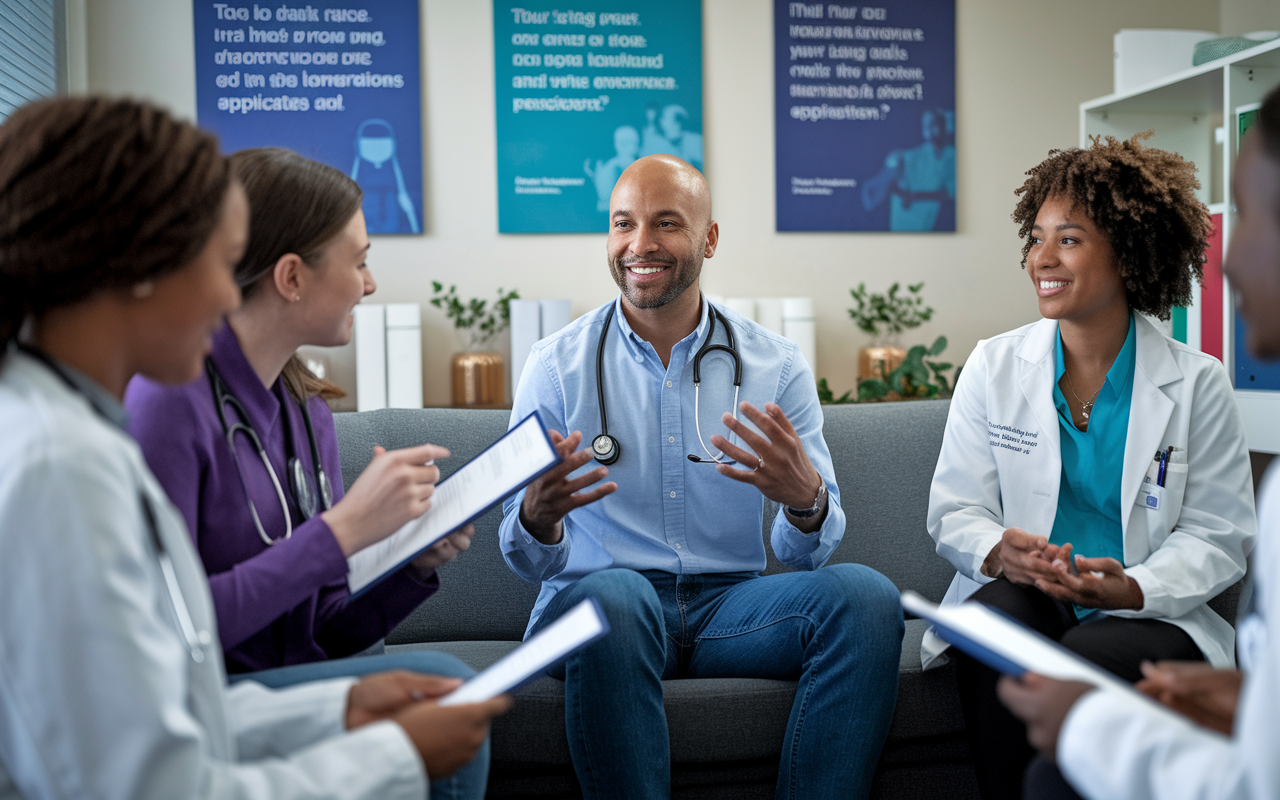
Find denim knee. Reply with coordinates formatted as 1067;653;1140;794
570;568;663;636
816;563;904;638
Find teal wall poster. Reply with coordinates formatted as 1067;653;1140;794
494;2;703;233
775;1;955;232
193;1;423;234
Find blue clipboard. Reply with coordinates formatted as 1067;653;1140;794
348;411;562;600
902;591;1131;691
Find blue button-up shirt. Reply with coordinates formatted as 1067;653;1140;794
500;297;846;636
1049;314;1136;616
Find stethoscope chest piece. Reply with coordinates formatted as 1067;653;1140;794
592;433;620;466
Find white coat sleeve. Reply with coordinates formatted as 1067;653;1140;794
928;341;1005;582
1114;362;1255;621
224;678;353;759
0;447;426;800
1056;466;1280;800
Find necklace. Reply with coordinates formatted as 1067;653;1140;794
1064;371;1103;421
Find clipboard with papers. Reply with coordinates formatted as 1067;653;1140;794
900;591;1134;694
346;412;562;598
438;598;610;706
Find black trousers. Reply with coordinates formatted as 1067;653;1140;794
952;578;1204;800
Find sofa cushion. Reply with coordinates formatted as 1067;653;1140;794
387;617;965;766
796;402;955;602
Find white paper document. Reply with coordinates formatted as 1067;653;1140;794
439;598;610;706
901;591;1133;693
346;413;559;596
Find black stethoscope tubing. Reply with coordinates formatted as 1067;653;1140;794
19;344;211;663
592;301;743;466
205;357;333;546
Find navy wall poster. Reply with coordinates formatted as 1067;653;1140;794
775;1;955;232
194;1;423;234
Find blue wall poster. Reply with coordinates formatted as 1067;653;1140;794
193;1;423;234
494;2;703;233
775;1;955;232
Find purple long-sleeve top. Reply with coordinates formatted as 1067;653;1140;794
125;323;437;673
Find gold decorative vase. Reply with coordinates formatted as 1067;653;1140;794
451;351;505;407
858;344;907;382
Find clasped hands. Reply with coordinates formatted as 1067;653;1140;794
345;670;510;779
990;529;1241;762
520;401;824;544
983;527;1143;611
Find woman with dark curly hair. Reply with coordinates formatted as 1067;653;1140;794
923;134;1257;799
999;81;1280;800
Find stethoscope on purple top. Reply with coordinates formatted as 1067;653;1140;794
206;357;333;546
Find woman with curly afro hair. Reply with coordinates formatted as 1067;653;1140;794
924;134;1257;799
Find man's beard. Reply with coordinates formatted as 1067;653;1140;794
608;252;702;309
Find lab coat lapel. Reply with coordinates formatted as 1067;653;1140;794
1120;317;1180;540
1016;319;1061;457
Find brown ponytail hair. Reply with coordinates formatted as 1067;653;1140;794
228;147;363;401
0;98;229;356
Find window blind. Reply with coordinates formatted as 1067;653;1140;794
0;0;64;123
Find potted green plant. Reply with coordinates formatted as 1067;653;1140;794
847;281;934;381
429;282;519;407
855;335;957;402
818;335;958;405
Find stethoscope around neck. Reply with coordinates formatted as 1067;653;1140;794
205;357;333;547
591;300;743;466
20;344;212;663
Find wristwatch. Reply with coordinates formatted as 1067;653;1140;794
786;475;827;519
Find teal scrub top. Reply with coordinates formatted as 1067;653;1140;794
1049;314;1137;617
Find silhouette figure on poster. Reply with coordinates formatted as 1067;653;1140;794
351;119;419;234
584;125;641;211
637;103;703;171
860;108;956;231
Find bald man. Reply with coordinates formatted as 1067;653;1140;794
499;156;903;800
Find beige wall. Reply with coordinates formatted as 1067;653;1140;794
1220;0;1280;36
84;0;1222;407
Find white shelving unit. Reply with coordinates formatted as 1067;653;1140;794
1081;38;1280;453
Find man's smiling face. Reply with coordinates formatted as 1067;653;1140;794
606;155;714;312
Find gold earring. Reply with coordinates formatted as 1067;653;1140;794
132;281;154;299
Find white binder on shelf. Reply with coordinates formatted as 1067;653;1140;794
509;299;542;396
755;298;784;334
354;303;387;411
385;303;422;409
782;297;817;371
539;299;571;338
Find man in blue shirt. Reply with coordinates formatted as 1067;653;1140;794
499;155;904;799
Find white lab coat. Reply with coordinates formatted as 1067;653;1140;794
1056;465;1280;800
0;351;427;800
923;316;1256;669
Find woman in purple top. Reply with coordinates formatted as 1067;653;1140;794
125;148;475;676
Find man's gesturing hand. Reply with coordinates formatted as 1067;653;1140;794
519;430;617;544
709;402;823;511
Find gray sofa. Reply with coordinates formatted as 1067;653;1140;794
333;400;1240;800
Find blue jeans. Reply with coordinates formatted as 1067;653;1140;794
231;651;489;800
531;566;904;800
